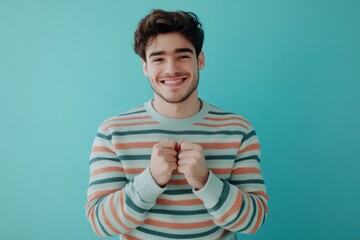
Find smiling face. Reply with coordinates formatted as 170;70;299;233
142;32;205;105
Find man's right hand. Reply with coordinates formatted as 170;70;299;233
149;140;178;187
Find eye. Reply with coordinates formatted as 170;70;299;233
153;58;163;63
178;55;191;60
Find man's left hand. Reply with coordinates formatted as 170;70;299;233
177;141;209;190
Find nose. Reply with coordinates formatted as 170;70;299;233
164;59;179;75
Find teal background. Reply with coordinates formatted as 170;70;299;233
1;0;359;239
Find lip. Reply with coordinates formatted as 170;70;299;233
159;77;187;87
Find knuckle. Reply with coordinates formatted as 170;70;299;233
194;152;202;159
195;145;203;151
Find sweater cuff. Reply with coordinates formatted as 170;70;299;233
193;171;224;209
134;167;167;203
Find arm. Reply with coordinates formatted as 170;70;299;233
194;128;268;234
85;127;167;237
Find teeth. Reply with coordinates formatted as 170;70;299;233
164;79;183;85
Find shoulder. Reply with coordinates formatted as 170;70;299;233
97;103;150;133
204;103;254;131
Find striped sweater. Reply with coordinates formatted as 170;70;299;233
85;99;268;240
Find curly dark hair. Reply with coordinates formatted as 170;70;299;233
133;9;204;61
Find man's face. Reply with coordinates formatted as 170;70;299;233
142;32;205;104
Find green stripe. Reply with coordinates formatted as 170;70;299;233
148;208;208;215
238;195;257;232
235;155;260;163
206;155;236;160
119;155;150;161
137;226;220;239
89;177;127;187
164;189;193;195
124;191;147;214
117;154;235;161
208;111;234;115
105;130;246;138
209;180;230;212
229;179;265;185
97;130;246;140
95;199;110;236
89;157;120;165
242;130;256;142
96;132;111;140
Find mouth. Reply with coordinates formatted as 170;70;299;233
160;77;187;87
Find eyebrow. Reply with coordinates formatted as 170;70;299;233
175;48;194;54
149;48;194;58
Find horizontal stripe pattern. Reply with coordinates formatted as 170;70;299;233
86;101;268;239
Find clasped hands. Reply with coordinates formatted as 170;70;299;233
149;139;209;190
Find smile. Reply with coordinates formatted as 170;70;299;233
160;77;187;87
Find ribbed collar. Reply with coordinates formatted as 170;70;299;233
144;98;210;128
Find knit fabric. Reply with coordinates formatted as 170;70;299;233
85;99;268;240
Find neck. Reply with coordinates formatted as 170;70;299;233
152;95;202;119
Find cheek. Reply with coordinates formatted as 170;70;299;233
148;69;161;82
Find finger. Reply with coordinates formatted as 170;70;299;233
178;148;203;160
159;148;178;157
177;165;186;174
177;156;192;166
166;156;179;163
156;139;177;149
179;141;203;151
176;140;184;151
177;150;193;160
170;162;178;171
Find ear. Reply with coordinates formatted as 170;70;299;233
141;59;148;77
197;51;205;70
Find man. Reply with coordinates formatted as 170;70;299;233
86;9;268;240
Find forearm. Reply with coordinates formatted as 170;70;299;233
194;172;268;234
86;167;165;237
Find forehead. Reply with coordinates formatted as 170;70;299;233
145;32;195;57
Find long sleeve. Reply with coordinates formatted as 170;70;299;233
194;127;268;234
85;101;268;239
85;126;166;237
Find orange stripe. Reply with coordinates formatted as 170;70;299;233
109;194;131;232
215;191;242;224
144;218;214;229
92;146;116;154
251;191;269;214
203;116;251;125
88;189;120;203
232;167;261;175
124;168;145;175
103;121;159;131
218;230;230;239
172;169;181;175
229;193;251;230
198;142;240;149
209;168;232;174
91;166;124;176
103;115;151;125
102;201;122;234
167;179;189;185
115;142;157;149
251;191;269;201
88;207;103;237
123;234;142;240
238;143;260;154
194;122;249;129
156;198;203;206
249;197;263;234
119;191;142;225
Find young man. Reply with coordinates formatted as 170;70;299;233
86;9;268;240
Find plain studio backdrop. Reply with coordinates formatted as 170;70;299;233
1;0;359;239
